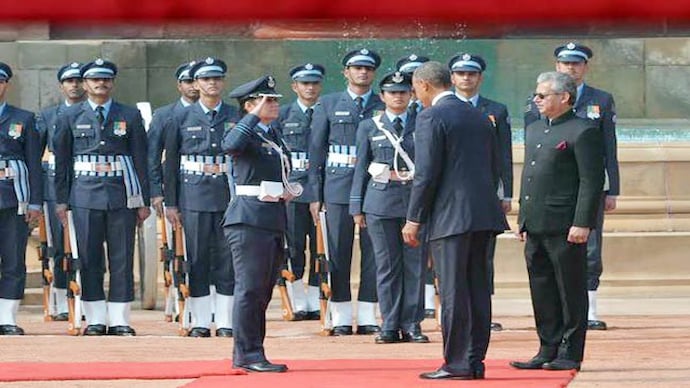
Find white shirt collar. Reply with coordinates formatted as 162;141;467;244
432;91;455;106
455;92;479;107
384;110;408;126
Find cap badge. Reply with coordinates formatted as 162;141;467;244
205;57;214;64
566;42;576;50
95;58;104;65
360;48;369;55
462;53;471;61
305;63;313;70
189;60;196;66
392;72;404;83
409;54;418;61
267;76;276;88
70;62;79;68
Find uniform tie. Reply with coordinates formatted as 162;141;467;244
305;107;314;127
95;106;105;125
207;110;217;122
393;117;404;135
354;96;364;114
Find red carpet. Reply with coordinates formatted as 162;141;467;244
184;359;576;388
0;359;245;382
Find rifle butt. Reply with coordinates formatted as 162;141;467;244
42;285;52;322
319;298;332;336
278;285;294;321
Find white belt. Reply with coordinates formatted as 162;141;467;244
74;161;123;173
0;167;16;180
328;152;357;166
235;181;284;202
181;160;229;174
235;185;262;196
291;158;309;170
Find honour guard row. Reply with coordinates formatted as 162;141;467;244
0;40;617;374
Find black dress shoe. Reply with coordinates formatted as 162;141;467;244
188;327;211;337
216;328;233;337
375;330;400;344
107;325;136;336
472;363;485;379
292;311;307;321
491;322;503;331
510;355;554;369
401;330;430;343
356;325;381;335
424;309;435;319
543;359;581;371
0;324;25;335
588;320;607;330
419;368;474;380
332;325;353;336
304;311;320;320
83;324;107;336
239;361;288;373
52;313;69;322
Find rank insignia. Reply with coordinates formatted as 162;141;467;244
586;105;600;119
113;121;127;136
8;123;23;139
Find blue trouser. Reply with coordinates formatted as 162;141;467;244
586;193;606;291
285;201;318;286
72;207;136;302
325;203;377;303
45;200;67;289
366;214;425;332
226;225;282;366
0;207;28;299
181;209;234;297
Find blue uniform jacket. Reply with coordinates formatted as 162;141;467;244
163;101;239;212
275;101;316;203
221;113;289;233
147;100;187;199
477;96;513;200
53;100;150;209
349;114;415;218
0;105;42;209
37;103;69;202
308;90;384;204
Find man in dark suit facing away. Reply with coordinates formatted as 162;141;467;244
402;61;508;380
511;71;604;372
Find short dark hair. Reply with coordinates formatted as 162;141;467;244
413;61;451;89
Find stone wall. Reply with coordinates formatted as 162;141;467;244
1;37;689;124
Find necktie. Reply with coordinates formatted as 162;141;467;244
95;106;105;125
393;117;404;135
305;107;314;127
354;96;364;113
207;110;216;122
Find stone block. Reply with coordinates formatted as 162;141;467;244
17;42;67;69
112;68;148;107
14;69;40;112
646;65;690;118
645;37;690;65
146;40;190;68
38;69;63;110
65;42;102;63
147;67;179;109
0;42;19;68
588;65;645;119
102;41;147;69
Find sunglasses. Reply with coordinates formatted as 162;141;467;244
532;92;562;100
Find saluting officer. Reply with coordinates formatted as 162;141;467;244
148;60;199;217
0;62;43;335
224;76;296;373
524;43;619;331
350;71;429;344
309;48;384;335
449;53;513;331
164;57;239;338
54;58;150;336
36;62;86;321
275;63;326;320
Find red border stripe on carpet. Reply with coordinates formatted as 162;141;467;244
0;359;245;382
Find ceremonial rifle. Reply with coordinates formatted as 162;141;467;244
173;225;190;335
277;244;296;321
64;210;82;335
159;215;176;322
316;211;333;336
37;203;53;322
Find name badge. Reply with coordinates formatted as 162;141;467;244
335;111;350;116
77;124;91;129
186;126;202;131
371;135;387;141
284;122;300;128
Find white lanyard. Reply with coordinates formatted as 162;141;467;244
372;115;415;181
256;131;303;197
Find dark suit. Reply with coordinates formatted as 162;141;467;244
222;114;288;367
37;103;71;293
147;99;188;199
309;90;384;311
275;102;317;285
524;84;618;290
407;93;508;374
0;104;42;301
163;102;239;299
54;100;149;304
350;113;425;333
518;110;604;362
475;96;513;294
